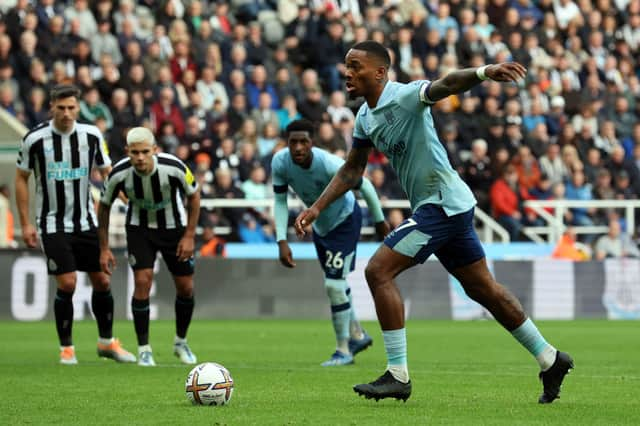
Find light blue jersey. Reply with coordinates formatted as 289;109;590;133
272;147;355;236
353;80;476;216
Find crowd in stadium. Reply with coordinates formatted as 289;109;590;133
2;0;640;251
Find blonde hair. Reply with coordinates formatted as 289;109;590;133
126;127;155;146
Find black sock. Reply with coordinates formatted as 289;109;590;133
175;295;194;339
54;289;74;347
92;290;114;339
131;298;150;346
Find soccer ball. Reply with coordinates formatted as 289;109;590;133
185;362;234;406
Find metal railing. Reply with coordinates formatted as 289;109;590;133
199;198;511;243
523;199;640;243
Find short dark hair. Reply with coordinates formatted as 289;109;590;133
50;84;81;101
285;119;315;137
350;41;391;68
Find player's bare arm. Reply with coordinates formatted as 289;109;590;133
177;191;201;262
97;201;116;275
294;146;372;236
15;168;37;248
427;63;527;103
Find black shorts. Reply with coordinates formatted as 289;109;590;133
41;230;101;275
126;226;194;276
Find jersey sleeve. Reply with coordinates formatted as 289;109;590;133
352;110;374;149
94;129;112;168
181;163;199;195
16;137;32;172
271;152;288;194
397;79;433;111
100;170;124;206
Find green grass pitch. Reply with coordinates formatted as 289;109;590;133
1;319;638;425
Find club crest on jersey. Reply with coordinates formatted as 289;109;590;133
384;110;395;125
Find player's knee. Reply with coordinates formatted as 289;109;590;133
57;281;76;294
364;260;387;287
324;278;349;305
174;275;194;298
91;276;110;292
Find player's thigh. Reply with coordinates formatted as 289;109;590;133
126;226;157;270
383;204;452;264
156;228;195;277
312;212;360;279
40;232;77;275
365;243;417;283
434;208;486;273
69;230;102;273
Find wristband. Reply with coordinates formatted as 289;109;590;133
476;65;490;81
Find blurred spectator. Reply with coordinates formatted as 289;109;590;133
238;212;275;243
196;66;229;111
276;94;302;132
213;167;245;228
79;86;113;129
490;165;524;241
91;19;122;66
199;226;227;258
595;218;640;260
565;169;596;227
606;145;640;196
24;86;48;127
214;137;240;178
151;87;185;137
250;91;280;134
315;121;347;155
512;145;541;192
552;228;591;261
246;64;279;110
463;138;493;212
539;143;568;186
298;84;327;125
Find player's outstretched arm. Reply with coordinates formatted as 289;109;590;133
358;177;390;240
97;201;116;275
15;169;37;248
426;63;527;103
294;146;371;237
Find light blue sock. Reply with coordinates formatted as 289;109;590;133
383;328;409;382
383;328;407;366
511;318;557;370
325;279;351;352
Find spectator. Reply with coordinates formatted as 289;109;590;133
199;226;227;258
276;94;302;132
463;139;493;212
196;66;229;111
298;84;328;125
552;228;590;261
91;19;122;66
490;165;524;241
595;218;640;260
565;169;596;227
79;86;113;129
150;87;185;137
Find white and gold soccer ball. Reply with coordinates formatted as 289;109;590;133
185;362;234;406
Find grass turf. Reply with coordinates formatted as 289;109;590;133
0;320;638;425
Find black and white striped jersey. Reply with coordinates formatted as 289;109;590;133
16;120;111;235
101;153;199;229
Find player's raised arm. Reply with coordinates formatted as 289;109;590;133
294;145;371;237
425;63;527;103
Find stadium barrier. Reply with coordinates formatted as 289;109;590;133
199;198;511;243
2;250;638;321
523;199;640;242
